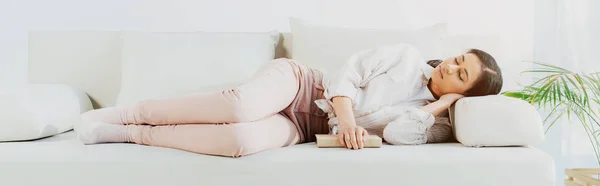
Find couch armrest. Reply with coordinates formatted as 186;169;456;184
0;84;93;141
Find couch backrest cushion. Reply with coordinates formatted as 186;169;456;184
116;31;280;106
28;28;528;109
28;30;283;108
289;18;447;75
28;31;122;108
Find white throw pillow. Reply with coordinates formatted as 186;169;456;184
289;18;447;75
0;84;93;142
116;31;280;106
450;95;545;147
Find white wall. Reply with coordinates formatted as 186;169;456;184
0;0;533;88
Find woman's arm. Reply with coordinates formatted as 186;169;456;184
325;44;423;149
332;96;367;150
383;94;463;145
426;117;454;143
325;43;423;119
421;93;464;117
332;96;357;128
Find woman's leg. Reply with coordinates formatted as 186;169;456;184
78;113;300;157
83;58;301;125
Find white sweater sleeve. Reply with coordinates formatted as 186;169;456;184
325;44;416;103
383;107;436;145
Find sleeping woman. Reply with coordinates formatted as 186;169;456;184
75;43;503;157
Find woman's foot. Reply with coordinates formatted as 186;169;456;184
74;118;137;145
80;107;128;124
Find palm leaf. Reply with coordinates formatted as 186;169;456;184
502;91;531;100
574;111;600;163
543;103;565;134
523;69;568;74
583;74;600;98
554;81;561;104
536;75;560;108
566;75;580;91
571;97;600;128
515;61;600;165
573;74;590;108
530;61;573;73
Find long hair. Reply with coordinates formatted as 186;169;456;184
427;49;503;96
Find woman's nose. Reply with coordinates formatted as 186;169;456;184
444;64;459;75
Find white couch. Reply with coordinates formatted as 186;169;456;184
0;21;555;186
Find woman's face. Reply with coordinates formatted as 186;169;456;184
430;53;483;96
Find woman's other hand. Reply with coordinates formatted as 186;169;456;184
337;125;368;150
331;96;367;150
439;93;465;106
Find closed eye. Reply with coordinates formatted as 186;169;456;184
455;57;464;81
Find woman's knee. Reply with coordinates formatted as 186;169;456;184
216;125;262;158
129;100;158;124
213;115;298;157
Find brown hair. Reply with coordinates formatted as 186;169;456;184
427;49;503;97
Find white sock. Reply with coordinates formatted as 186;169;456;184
75;119;138;145
81;107;128;124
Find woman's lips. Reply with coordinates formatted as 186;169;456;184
438;67;444;79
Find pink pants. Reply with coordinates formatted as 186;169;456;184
81;58;330;157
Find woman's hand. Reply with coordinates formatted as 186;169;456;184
421;93;465;117
337;125;369;150
331;96;367;150
439;93;465;106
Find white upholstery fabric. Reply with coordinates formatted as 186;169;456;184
0;131;554;186
28;31;122;108
289;18;447;75
116;31;280;106
0;84;92;142
452;95;545;147
27;30;522;109
441;34;507;59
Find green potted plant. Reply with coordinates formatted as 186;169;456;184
503;62;600;165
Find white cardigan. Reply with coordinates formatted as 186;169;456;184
314;43;453;145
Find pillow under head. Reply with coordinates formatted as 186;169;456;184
450;95;545;147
